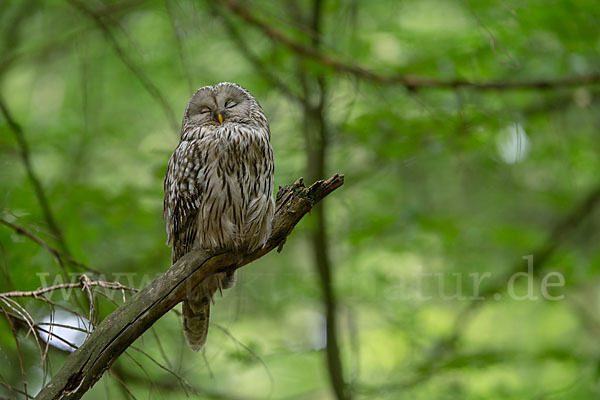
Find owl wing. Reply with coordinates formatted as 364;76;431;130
164;140;203;264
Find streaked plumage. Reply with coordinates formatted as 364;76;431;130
164;82;274;351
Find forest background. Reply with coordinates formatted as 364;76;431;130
1;0;600;399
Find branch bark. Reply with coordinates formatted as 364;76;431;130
34;174;344;400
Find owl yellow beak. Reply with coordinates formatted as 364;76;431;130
217;113;224;124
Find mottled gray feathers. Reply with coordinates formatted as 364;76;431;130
164;82;274;351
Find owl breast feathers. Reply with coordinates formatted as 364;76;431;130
163;82;274;351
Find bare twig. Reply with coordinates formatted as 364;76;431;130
460;0;520;68
0;380;33;399
214;324;274;395
129;345;191;395
0;296;45;360
0;307;28;399
0;276;137;299
108;369;138;400
220;0;600;91
3;310;82;351
0;92;92;326
34;174;344;400
122;351;161;397
115;367;249;400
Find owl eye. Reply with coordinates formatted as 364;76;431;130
199;107;211;114
225;99;237;109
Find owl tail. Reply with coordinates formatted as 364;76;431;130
182;271;237;351
182;297;210;352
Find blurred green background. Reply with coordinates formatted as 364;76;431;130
1;0;600;399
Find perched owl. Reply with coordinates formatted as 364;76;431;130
164;82;274;351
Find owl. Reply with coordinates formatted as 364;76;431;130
163;82;274;351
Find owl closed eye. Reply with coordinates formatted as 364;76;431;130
185;83;259;127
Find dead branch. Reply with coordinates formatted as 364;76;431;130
0;275;137;299
220;0;600;91
34;174;344;400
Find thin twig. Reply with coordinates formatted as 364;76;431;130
0;99;70;266
108;369;138;400
122;351;162;398
150;327;173;370
165;0;195;94
129;345;191;396
460;0;520;68
0;380;33;399
0;216;100;274
0;297;45;360
211;0;305;104
214;324;274;395
0;276;137;298
0;307;28;399
67;0;179;132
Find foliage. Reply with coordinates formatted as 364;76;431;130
1;0;599;399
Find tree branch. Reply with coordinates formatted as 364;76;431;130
67;0;179;132
34;174;344;400
0;98;70;260
0;275;137;299
211;0;305;104
0;217;100;274
294;0;349;398
220;0;600;91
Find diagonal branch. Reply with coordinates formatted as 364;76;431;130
34;174;344;400
0;217;100;274
211;0;305;104
0;98;70;260
67;0;179;132
220;0;600;91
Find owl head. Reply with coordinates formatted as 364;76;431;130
182;82;267;130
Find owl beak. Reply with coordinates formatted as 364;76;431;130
217;113;224;125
